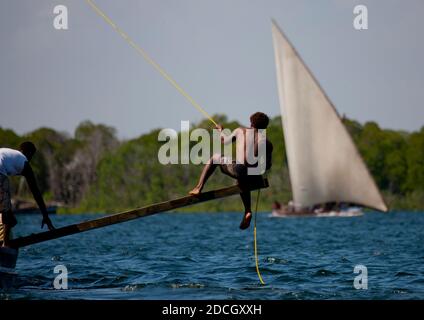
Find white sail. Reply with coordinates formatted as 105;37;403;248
271;21;388;212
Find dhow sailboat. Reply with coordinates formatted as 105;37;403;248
270;21;388;217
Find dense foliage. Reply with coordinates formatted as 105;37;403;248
1;115;423;212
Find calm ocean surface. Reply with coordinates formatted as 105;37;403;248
1;211;424;300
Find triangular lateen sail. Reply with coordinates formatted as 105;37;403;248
271;20;388;212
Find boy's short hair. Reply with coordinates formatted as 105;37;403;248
250;112;269;129
19;141;36;157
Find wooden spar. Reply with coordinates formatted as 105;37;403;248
9;178;268;249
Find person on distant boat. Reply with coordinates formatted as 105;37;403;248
272;201;281;211
0;142;55;247
189;112;273;230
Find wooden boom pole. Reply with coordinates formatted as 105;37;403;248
9;178;268;249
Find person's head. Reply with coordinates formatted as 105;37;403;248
19;141;36;161
250;112;269;129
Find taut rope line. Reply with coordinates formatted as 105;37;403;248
85;0;217;126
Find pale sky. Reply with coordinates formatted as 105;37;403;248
0;0;423;139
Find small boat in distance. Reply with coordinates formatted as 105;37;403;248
270;201;363;218
270;21;388;217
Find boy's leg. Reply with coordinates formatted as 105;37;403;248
238;179;252;230
189;154;221;195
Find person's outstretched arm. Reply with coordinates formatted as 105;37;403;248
217;125;240;145
21;162;55;230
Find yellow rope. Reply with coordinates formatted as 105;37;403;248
253;189;265;285
85;0;218;127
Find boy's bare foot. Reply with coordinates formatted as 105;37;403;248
239;212;252;230
189;187;201;195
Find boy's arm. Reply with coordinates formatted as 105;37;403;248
217;125;239;145
21;162;55;230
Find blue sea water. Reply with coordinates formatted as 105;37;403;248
1;211;424;300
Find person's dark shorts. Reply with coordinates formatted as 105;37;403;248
218;157;265;190
219;161;248;179
0;174;11;212
1;173;18;243
0;173;16;227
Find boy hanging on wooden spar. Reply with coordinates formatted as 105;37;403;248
189;112;273;230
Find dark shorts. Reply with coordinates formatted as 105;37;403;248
0;173;16;226
219;162;248;180
0;174;11;214
0;173;17;242
219;157;265;191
